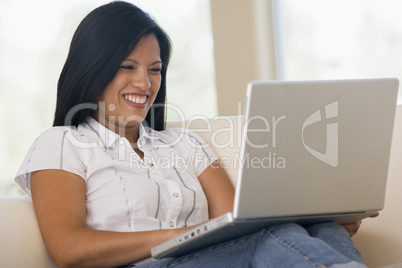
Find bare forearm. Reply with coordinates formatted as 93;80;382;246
29;170;182;267
49;227;180;268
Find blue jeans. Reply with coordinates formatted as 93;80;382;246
134;222;366;268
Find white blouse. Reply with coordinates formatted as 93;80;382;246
15;117;218;232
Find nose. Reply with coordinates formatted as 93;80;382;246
131;69;151;90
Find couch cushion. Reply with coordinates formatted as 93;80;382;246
352;105;402;267
0;196;57;268
167;115;243;186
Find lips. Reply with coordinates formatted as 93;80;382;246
123;94;147;104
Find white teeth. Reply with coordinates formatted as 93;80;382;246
124;95;147;104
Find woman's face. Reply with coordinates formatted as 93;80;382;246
96;34;162;131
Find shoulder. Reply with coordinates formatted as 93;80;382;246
39;125;73;135
35;126;75;143
34;125;99;153
15;126;90;195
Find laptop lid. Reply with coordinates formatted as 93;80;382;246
234;78;399;220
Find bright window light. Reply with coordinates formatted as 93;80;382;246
277;0;402;103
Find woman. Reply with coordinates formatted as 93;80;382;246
15;2;367;267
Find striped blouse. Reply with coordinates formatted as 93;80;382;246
15;117;217;232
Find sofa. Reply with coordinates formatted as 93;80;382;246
1;106;402;268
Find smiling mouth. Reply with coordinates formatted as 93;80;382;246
124;94;147;104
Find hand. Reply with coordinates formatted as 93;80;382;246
341;221;362;237
341;213;379;237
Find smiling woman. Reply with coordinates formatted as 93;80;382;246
0;0;216;196
94;34;163;144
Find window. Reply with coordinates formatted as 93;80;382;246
0;0;216;196
277;0;402;103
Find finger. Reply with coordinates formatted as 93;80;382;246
370;212;380;218
341;221;362;236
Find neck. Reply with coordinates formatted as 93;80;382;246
120;123;140;145
96;116;141;145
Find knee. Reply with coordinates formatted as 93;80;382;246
306;221;348;237
265;223;310;237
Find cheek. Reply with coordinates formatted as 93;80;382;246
103;72;127;96
98;88;115;106
151;77;162;100
101;77;126;103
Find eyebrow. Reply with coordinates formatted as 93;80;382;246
122;59;163;65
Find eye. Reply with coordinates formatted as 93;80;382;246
120;65;134;70
150;67;162;73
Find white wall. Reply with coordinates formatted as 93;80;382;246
210;0;278;115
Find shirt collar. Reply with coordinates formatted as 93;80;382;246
82;117;167;149
139;124;168;145
83;117;120;149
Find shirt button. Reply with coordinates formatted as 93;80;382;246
173;192;179;198
119;139;125;146
169;221;175;228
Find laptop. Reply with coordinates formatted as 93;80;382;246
151;78;399;259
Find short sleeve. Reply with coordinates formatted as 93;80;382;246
174;128;219;177
14;126;88;196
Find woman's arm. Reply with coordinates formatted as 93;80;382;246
30;169;188;268
197;160;235;218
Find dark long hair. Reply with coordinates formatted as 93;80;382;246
53;1;171;131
